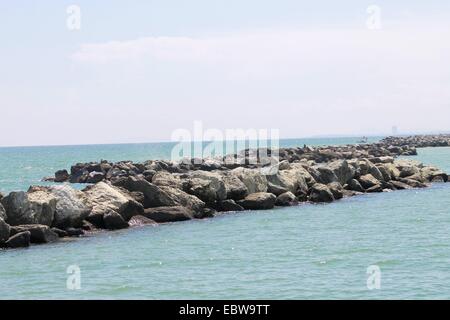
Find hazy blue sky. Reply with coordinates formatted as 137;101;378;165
1;1;450;146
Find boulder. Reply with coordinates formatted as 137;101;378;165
112;176;178;208
103;211;129;230
309;183;335;203
151;172;184;189
51;228;68;238
347;179;365;193
159;186;206;213
390;180;412;190
327;160;355;185
184;171;227;203
54;169;69;182
5;231;31;248
399;178;428;188
327;182;344;200
222;173;249;200
128;215;157;227
86;171;105;184
143;206;193;223
83;182;144;222
66;227;84;237
2;189;56;226
230;168;268;194
10;224;58;244
237;192;276;210
358;174;381;189
45;185;91;229
0;218;10;244
421;167;448;182
267;182;288;196
275;192;298;206
215;199;244;212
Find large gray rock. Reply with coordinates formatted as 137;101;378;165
0;218;10;244
275;192;298;206
5;231;31;248
327;160;355;185
151;172;184;189
2;189;56;226
222;173;248;200
237;192;276;210
103;211;129;230
128;215;157;227
215;199;244;212
358;174;381;189
10;224;58;244
184;171;227;203
230;168;268;194
83;182;143;222
143;206;193;223
309;183;334;203
45;185;92;229
347;179;365;193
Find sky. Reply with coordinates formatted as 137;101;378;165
1;0;450;146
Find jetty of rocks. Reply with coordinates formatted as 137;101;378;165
1;135;449;249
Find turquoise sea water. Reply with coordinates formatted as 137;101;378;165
1;138;450;299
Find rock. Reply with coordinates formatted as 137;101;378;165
151;172;184;189
54;169;69;182
0;218;10;244
222;173;249;200
327;182;344;200
399;178;428;188
10;224;58;244
184;171;227;203
237;192;276;210
103;211;129;230
275;192;298;206
66;227;84;237
83;182;144;222
2;189;56;226
230;168;268;194
315;166;339;184
382;163;401;180
51;228;68;238
347;179;365;192
159;186;205;213
128;215;157;227
215;199;244;212
142;206;193;223
421;166;448;182
366;185;383;193
358;174;381;189
390;180;412;190
267;182;288;196
377;165;392;181
86;171;105;183
5;231;31;248
309;183;334;203
45;185;91;229
112;176;178;208
0;203;6;220
327;160;355;185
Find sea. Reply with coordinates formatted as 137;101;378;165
0;137;449;299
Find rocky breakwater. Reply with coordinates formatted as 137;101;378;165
381;134;450;148
2;152;449;249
